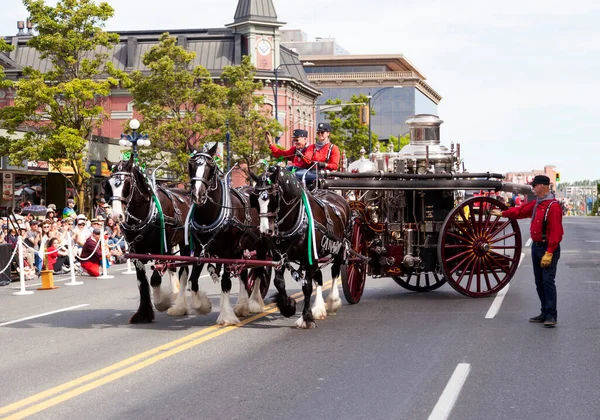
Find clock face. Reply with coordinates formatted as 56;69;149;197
257;39;271;56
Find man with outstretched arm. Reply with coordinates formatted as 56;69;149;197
491;175;563;328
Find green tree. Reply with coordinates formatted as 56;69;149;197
323;94;373;161
128;33;227;179
221;56;281;170
0;0;121;212
0;39;14;89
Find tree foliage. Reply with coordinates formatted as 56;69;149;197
127;33;227;179
221;56;281;170
323;94;373;161
0;39;14;89
0;0;120;212
129;51;280;178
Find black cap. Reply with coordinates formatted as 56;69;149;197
292;129;308;138
530;175;550;187
317;122;331;132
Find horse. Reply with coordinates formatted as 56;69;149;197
103;156;193;324
182;143;268;326
249;166;351;329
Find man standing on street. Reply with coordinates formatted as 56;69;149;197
491;175;563;328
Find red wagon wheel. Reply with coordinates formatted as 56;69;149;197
438;196;522;298
341;218;367;304
246;266;272;299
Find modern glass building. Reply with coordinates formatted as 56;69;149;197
280;31;442;144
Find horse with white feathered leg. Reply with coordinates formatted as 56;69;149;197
103;156;196;323
180;143;270;325
248;166;350;329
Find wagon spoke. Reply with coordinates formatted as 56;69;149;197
486;252;510;274
488;220;512;240
488;232;517;244
445;244;473;249
488;250;518;263
447;248;474;264
449;221;475;243
454;255;476;285
447;231;474;245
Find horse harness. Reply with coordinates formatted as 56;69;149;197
112;170;186;247
189;178;259;255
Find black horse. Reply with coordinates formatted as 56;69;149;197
104;156;192;324
249;166;351;328
184;143;268;325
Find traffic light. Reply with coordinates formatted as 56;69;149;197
359;105;370;126
555;172;560;182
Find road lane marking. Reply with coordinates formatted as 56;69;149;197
485;284;510;319
0;305;90;328
0;281;333;418
525;238;532;247
519;252;525;268
484;252;522;319
428;363;471;420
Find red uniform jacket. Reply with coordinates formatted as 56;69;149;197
300;143;340;171
269;144;309;169
502;199;563;254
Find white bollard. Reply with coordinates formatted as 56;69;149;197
98;232;114;279
13;236;33;296
122;241;136;275
65;231;83;286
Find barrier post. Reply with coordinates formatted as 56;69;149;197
122;241;136;275
13;236;34;296
98;232;114;279
65;231;83;286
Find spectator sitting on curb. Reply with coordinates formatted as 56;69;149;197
46;237;69;273
79;228;103;277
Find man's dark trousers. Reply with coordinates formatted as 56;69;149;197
531;242;560;319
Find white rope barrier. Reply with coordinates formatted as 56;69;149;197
0;240;19;276
13;237;33;296
65;230;83;286
98;232;114;279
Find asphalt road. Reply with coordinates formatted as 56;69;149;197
1;217;599;420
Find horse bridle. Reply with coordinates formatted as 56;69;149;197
190;153;220;205
110;171;145;206
256;176;303;229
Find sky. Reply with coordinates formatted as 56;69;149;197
2;0;600;182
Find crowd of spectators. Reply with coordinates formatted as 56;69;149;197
0;202;126;282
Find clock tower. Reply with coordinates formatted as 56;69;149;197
226;0;285;71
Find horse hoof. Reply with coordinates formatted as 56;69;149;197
326;297;342;315
154;300;172;313
167;306;188;316
234;304;250;318
129;312;154;324
294;317;316;329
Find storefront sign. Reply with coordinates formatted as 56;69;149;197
49;159;76;174
2;173;13;200
27;160;49;171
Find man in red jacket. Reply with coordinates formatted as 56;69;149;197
491;175;563;327
268;129;310;172
297;122;340;184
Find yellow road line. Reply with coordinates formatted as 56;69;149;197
1;281;333;419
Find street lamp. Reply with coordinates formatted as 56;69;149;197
368;86;402;154
119;118;150;160
273;61;314;141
